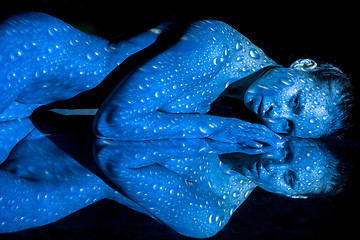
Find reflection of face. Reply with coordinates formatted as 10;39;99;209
244;68;332;138
241;140;332;197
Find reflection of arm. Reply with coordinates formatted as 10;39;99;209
0;131;111;233
95;139;254;238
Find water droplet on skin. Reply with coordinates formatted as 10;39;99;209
236;56;244;62
257;84;269;90
249;48;260;59
235;41;243;51
279;78;294;86
213;58;218;65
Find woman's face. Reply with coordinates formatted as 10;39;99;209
244;68;332;138
241;139;333;197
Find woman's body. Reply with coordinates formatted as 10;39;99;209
0;13;352;145
93;19;284;147
0;12;159;121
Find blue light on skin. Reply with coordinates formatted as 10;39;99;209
94;137;343;237
0;118;35;165
94;138;260;238
0;133;343;236
244;65;332;138
0;129;147;234
237;137;340;198
0;12;160;120
1;12;334;145
0;12;282;148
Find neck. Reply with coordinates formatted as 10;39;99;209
209;66;277;123
227;66;278;101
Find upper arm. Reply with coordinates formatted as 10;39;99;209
97;20;229;121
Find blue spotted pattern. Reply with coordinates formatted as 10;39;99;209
93;20;283;147
94;139;257;238
0;129;146;233
0;12;160;120
0;123;343;237
94;137;342;237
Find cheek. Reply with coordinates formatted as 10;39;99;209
246;82;277;97
263;118;288;133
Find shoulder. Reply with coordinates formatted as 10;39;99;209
1;12;64;29
168;20;246;59
186;20;246;42
182;19;263;59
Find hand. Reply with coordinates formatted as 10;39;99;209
208;118;284;148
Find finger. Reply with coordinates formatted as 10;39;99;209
239;137;263;148
249;126;284;147
245;131;278;147
254;124;284;141
235;146;270;154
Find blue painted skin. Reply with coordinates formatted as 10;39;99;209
0;128;149;233
0;13;345;237
0;13;334;145
0;118;35;164
0;12;284;147
93;19;284;147
0;12;160;121
0;124;341;237
94;137;340;238
244;61;332;138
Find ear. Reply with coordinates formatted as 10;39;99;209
290;59;317;72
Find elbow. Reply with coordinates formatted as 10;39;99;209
93;109;122;139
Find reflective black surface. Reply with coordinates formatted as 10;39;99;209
1;1;359;239
0;113;359;239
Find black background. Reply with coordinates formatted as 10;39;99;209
1;1;359;239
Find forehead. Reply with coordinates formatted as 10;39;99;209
291;142;331;193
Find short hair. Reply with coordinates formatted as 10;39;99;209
302;139;349;198
309;62;355;137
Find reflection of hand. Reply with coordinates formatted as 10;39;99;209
206;138;275;155
208;118;284;148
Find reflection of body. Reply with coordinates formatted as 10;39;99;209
0;13;354;146
95;138;346;238
0;130;145;233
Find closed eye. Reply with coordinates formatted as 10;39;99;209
284;169;297;189
290;92;303;116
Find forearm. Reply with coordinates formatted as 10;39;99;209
94;111;222;140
